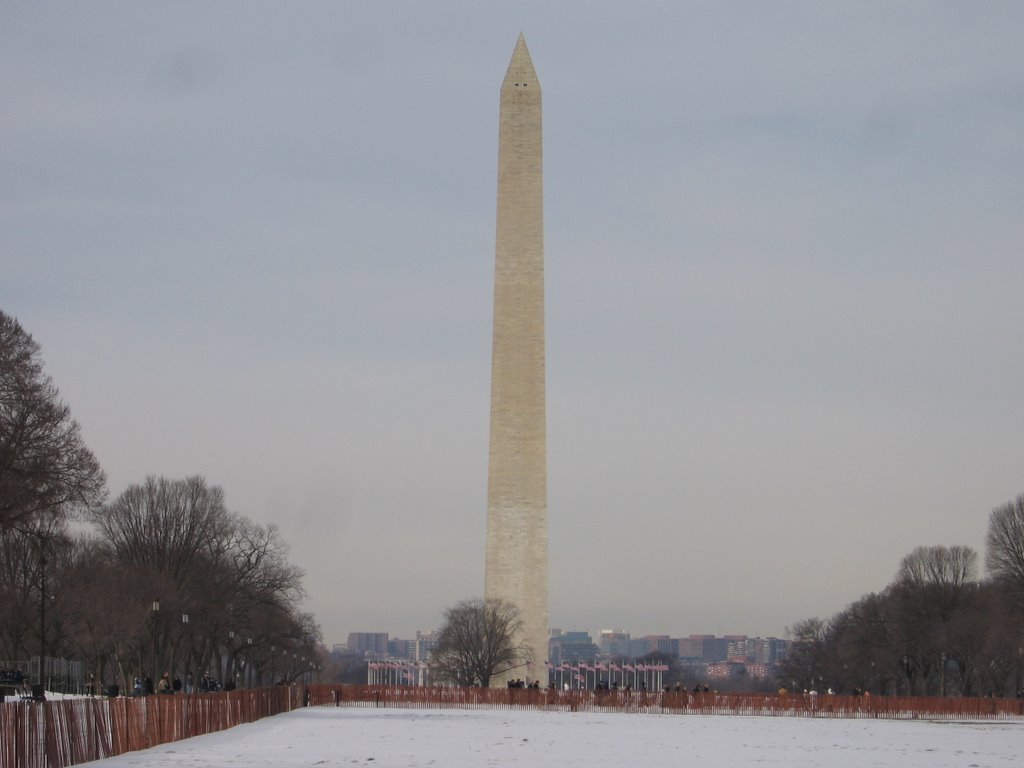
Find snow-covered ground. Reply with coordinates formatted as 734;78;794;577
88;705;1021;768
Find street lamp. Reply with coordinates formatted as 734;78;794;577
182;614;190;692
228;631;236;686
246;637;253;688
270;645;276;687
940;651;946;697
151;600;160;688
39;546;48;691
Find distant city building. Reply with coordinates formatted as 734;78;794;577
706;661;746;680
750;637;787;665
347;632;389;658
642;635;678;657
597;629;631;658
679;635;724;662
745;663;771;679
549;631;598;665
339;628;786;679
727;637;750;661
388;638;414;660
624;639;648;658
413;630;440;662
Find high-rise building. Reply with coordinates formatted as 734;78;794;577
346;632;389;658
642;635;678;657
484;33;548;685
413;630;441;663
597;629;631;658
549;631;598;665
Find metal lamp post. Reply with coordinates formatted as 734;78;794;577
940;651;946;697
181;614;190;692
39;547;48;690
151;600;160;686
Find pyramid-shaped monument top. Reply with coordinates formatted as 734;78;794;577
502;33;540;91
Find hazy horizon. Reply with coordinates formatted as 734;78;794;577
3;2;1023;646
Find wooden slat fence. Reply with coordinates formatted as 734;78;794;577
0;687;303;768
4;684;1022;768
309;684;1024;721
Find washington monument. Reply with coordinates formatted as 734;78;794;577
484;33;548;684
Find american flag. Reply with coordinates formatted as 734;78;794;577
624;663;635;672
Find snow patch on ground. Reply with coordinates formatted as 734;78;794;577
89;706;1023;768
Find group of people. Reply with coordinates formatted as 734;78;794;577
129;671;234;696
132;673;183;696
0;667;25;684
506;678;542;689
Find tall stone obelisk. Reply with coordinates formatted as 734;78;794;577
484;33;548;685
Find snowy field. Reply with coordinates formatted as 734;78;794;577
89;706;1021;768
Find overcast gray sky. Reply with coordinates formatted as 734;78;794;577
3;1;1023;645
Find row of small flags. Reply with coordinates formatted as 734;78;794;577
545;662;671;673
368;661;670;673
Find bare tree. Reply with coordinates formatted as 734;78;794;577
86;475;316;688
432;597;529;687
0;310;106;530
0;520;63;660
891;545;979;695
90;475;232;582
778;617;831;691
986;494;1024;596
896;545;977;590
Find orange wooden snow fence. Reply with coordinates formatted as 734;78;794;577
4;686;1023;768
307;684;1024;721
0;687;303;768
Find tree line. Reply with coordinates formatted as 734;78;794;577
1;310;321;691
780;501;1024;698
